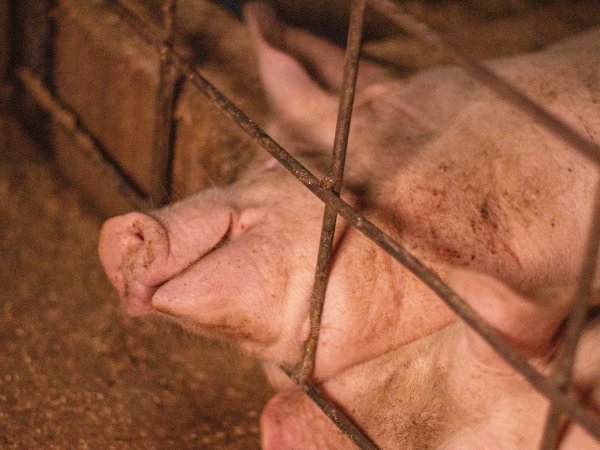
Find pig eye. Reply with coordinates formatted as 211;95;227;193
229;208;267;239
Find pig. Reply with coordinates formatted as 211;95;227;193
98;2;600;448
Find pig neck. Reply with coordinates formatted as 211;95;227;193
258;222;457;390
316;325;466;450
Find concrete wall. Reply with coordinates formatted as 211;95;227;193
54;0;160;196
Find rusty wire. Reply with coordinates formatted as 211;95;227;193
298;0;367;383
27;1;600;448
149;0;179;204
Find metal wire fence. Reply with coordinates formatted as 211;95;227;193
14;0;600;448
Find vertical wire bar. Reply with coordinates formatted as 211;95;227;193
150;0;178;204
298;0;367;382
367;0;600;166
539;180;600;449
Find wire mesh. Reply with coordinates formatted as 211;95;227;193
149;0;179;203
15;0;600;448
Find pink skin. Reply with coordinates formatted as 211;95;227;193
99;3;600;448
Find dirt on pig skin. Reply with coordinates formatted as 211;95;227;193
0;115;273;449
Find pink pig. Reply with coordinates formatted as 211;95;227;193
99;3;600;448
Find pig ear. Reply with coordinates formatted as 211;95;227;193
445;269;577;369
243;1;338;149
245;2;390;94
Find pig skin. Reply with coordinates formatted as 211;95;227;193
99;3;600;448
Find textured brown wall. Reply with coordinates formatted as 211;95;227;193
54;1;160;196
52;0;266;215
48;0;600;216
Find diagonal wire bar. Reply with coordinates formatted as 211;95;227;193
114;1;160;44
298;0;367;383
368;0;600;166
540;180;600;449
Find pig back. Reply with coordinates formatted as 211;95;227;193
376;27;600;293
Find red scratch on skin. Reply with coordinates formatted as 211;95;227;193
497;236;523;269
480;217;523;270
479;196;523;270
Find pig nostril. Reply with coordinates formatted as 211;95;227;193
129;224;147;247
127;219;158;249
99;212;171;301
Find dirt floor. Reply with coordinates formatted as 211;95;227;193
0;115;272;449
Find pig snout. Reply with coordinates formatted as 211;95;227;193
99;212;173;316
98;205;233;317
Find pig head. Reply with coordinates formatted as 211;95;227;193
99;2;600;448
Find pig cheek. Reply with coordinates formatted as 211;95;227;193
151;236;289;349
320;235;455;375
99;218;169;313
